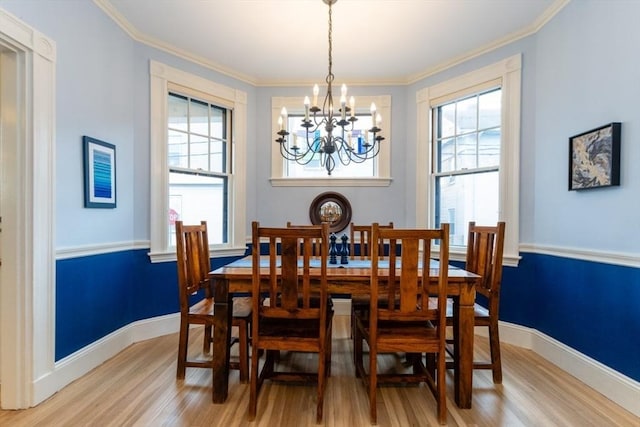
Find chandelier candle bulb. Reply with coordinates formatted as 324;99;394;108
304;96;310;121
313;84;319;107
370;102;377;124
340;95;347;120
280;107;288;132
376;113;382;126
278;116;283;131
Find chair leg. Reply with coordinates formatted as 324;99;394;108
176;319;189;379
436;349;447;425
369;347;378;424
488;321;502;384
237;319;249;383
203;325;212;353
317;347;326;423
249;342;260;421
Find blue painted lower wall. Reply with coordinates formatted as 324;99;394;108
55;249;640;382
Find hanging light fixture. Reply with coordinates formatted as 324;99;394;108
275;0;384;176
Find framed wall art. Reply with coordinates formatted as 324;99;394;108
568;122;621;191
83;135;117;208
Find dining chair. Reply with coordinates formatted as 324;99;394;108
249;221;334;424
175;220;252;384
353;223;450;425
349;222;394;346
446;221;506;383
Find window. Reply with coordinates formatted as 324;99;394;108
149;61;247;262
270;95;392;187
416;54;521;265
167;93;230;246
433;88;501;246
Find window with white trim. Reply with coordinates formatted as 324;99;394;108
416;54;521;265
149;61;247;262
270;95;392;187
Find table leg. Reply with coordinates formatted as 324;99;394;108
454;284;475;408
211;278;232;403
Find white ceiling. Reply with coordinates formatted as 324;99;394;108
96;0;568;86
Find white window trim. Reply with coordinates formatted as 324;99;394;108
416;54;521;266
270;95;392;187
149;60;247;262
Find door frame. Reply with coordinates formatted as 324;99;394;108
0;8;56;409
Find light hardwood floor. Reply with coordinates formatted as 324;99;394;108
0;316;637;426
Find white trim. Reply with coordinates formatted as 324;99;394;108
93;0;570;87
416;54;521;266
34;313;180;406
493;321;640;418
0;8;56;409
270;95;392;184
520;243;640;268
149;60;247;262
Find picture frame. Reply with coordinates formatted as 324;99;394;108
568;122;621;191
83;136;117;208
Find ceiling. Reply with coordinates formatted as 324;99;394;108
96;0;568;86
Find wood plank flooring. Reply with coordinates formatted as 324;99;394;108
0;316;637;426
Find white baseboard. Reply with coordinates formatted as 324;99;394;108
33;306;639;418
33;313;180;406
495;321;640;418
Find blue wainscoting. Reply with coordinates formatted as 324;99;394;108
55;248;639;382
55;249;244;361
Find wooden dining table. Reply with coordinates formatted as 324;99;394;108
208;256;481;409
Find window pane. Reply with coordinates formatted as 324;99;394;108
435;171;499;247
210;138;226;173
456;96;477;133
211;107;225;140
169;171;227;244
437;137;455;173
189;99;209;136
168;130;188;168
439;103;456;138
168;94;188;132
478;128;501;168
456;133;477;169
189;135;209;170
479;89;501;129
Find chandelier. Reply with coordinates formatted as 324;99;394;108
275;0;384;176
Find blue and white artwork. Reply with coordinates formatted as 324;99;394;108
83;136;117;208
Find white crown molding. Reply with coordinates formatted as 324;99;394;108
93;0;570;87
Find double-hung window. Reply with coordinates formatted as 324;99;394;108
416;54;521;265
167;93;230;246
149;61;247;262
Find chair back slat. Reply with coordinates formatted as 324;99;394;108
465;221;505;298
252;222;329;319
175;221;211;311
350;222;393;259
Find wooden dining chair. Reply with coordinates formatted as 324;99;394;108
446;221;506;383
349;222;393;344
175;220;252;385
353;223;450;425
249;221;334;424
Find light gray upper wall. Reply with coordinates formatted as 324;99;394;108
2;0;136;248
532;0;640;253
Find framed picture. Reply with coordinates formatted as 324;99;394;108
83;136;117;208
569;122;621;191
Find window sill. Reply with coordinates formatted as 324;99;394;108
270;177;392;187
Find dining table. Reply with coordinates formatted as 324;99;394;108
208;256;481;409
